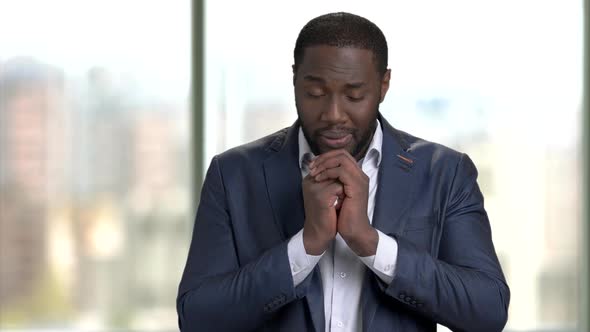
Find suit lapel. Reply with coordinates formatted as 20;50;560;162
362;116;421;332
372;118;420;235
263;122;325;332
263;123;305;239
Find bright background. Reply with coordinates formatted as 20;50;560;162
0;0;586;331
0;1;192;330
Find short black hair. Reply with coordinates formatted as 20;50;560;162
293;12;388;75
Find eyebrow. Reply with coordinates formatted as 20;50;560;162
303;75;325;83
302;75;365;89
345;82;365;89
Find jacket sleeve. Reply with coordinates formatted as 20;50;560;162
378;153;510;332
176;156;313;331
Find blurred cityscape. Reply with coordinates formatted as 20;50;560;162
0;52;581;331
0;57;192;330
0;0;584;331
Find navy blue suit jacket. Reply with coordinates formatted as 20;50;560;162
177;115;510;332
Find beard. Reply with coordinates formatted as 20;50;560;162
297;108;378;161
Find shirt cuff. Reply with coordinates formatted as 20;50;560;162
358;229;397;284
287;229;324;286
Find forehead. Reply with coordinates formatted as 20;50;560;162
297;45;379;83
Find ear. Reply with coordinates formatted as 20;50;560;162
379;69;391;103
292;64;297;86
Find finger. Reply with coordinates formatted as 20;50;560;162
325;181;344;197
309;149;356;169
310;153;359;177
312;158;362;183
334;194;344;210
304;179;343;207
315;168;366;199
309;157;342;176
314;167;356;186
324;182;344;207
303;172;332;184
304;174;341;194
310;149;356;169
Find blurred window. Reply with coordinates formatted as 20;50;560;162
0;0;191;330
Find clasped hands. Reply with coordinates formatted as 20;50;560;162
302;149;378;256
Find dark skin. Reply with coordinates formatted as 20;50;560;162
293;45;391;256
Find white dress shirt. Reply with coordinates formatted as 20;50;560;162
287;120;399;332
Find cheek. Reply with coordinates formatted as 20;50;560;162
296;98;323;120
296;103;315;122
296;100;319;130
348;105;377;125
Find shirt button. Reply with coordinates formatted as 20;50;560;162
384;264;392;271
291;264;299;273
337;321;344;327
340;272;347;278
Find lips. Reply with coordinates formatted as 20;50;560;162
318;131;353;149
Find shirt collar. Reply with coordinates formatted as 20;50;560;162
298;119;383;170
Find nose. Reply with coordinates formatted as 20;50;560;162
319;96;347;124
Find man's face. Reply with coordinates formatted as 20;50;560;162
293;45;390;160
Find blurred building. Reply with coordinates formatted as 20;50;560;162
67;69;190;328
463;122;580;329
126;108;191;328
0;59;191;329
0;57;66;312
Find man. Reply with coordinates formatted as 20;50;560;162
177;12;510;332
